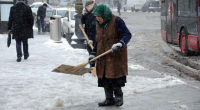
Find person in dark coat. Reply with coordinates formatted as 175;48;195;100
89;4;132;107
7;0;34;62
81;0;97;67
117;1;121;16
37;3;47;32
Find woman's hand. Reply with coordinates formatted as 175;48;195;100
88;55;95;65
111;43;122;53
88;40;93;45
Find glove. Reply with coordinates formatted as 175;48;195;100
111;43;122;53
88;40;93;45
88;55;95;65
82;9;87;15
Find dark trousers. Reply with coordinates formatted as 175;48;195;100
118;8;121;16
104;84;123;99
37;19;45;32
16;39;29;57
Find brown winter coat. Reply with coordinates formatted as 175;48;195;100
96;15;128;78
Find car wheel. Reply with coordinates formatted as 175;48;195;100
180;29;191;56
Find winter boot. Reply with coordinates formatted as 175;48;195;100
98;98;115;106
115;96;123;106
24;55;29;60
16;57;21;62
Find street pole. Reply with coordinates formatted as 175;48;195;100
71;0;85;48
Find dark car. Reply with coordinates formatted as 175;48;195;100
141;1;161;12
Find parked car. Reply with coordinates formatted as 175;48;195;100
123;0;134;12
51;8;69;36
30;2;53;19
62;8;76;43
141;0;161;12
44;9;53;32
124;0;146;12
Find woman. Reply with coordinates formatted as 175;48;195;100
89;4;132;107
81;0;97;68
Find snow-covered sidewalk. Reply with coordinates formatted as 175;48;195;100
0;29;185;110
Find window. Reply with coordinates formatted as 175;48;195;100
189;0;197;16
71;11;76;20
35;4;42;8
46;11;52;17
65;11;69;18
57;10;67;18
178;0;190;16
161;0;166;16
52;10;56;15
30;5;35;8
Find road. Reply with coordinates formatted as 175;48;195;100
58;11;200;110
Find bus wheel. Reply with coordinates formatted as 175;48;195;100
180;29;190;56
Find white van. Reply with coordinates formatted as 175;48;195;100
124;0;146;12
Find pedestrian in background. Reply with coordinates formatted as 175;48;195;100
7;0;34;62
37;3;47;32
81;0;97;68
89;4;132;107
117;0;121;16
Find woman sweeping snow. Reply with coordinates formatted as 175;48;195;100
89;4;132;107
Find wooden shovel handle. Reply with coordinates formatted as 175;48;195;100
79;24;94;50
90;49;112;62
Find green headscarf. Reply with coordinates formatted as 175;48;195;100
92;4;113;28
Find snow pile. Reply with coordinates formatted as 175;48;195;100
125;75;185;94
53;96;64;107
179;105;188;110
174;105;188;110
129;64;146;71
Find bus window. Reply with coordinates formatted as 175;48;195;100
178;0;189;16
189;0;197;17
161;0;166;16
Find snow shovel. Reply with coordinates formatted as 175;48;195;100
79;24;94;50
52;49;112;76
79;24;96;75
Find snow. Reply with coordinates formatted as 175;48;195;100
0;30;185;109
173;105;189;110
129;64;146;70
71;41;77;44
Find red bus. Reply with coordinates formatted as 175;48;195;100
161;0;200;56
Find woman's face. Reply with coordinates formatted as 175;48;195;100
96;16;104;24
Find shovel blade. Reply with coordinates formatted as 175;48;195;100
52;64;91;75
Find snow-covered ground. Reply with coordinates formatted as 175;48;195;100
0;29;185;110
